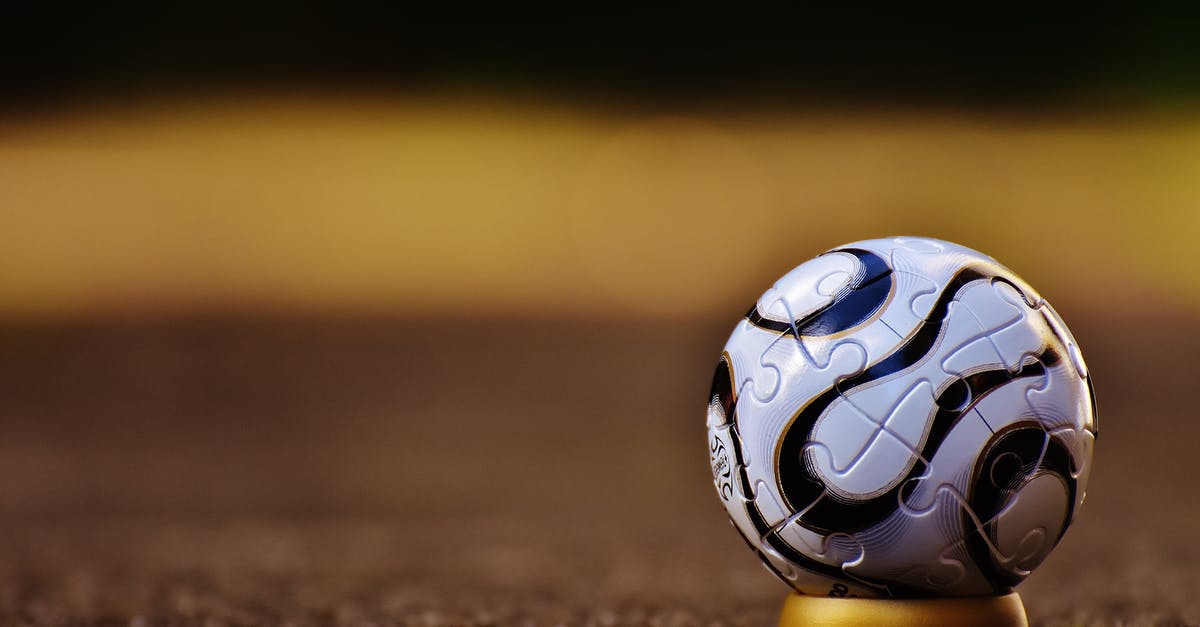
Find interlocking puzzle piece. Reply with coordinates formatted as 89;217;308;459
883;236;948;277
923;551;971;591
847;506;972;595
939;334;1012;380
928;472;1067;593
993;273;1044;310
958;280;1027;330
719;321;779;405
819;531;867;569
889;479;990;592
775;506;845;556
804;409;882;479
1028;306;1097;437
883;270;940;334
734;339;870;525
757;535;804;582
799;329;888;374
830;296;1008;463
752;246;893;377
896;409;995;517
816;270;856;297
755;252;860;334
809;381;938;498
749;478;793;529
876;389;1043;594
890;237;994;290
1045;424;1095;485
750;332;869;404
838;243;933;331
770;510;883;597
730;379;755;467
750;331;802;402
915;409;1087;595
715;422;804;575
1039;303;1088;376
979;322;1050;376
985;475;1067;569
1024;367;1087;433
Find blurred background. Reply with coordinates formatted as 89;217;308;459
1;7;1199;625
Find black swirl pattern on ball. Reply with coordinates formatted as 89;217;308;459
965;422;1079;593
709;353;867;589
781;348;1059;535
1085;370;1099;440
719;247;910;593
746;248;893;337
716;248;1066;595
709;356;736;422
773;262;1049;529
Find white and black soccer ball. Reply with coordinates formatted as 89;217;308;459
707;236;1096;598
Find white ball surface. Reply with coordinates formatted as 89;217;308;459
707;236;1096;598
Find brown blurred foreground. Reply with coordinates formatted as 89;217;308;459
0;309;1197;626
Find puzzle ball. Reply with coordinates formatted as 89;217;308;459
707;236;1096;598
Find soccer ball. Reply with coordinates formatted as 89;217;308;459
707;236;1096;598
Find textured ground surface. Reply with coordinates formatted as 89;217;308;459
0;313;1197;626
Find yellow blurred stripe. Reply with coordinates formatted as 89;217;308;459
1;96;1198;318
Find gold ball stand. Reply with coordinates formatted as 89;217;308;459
778;592;1027;627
